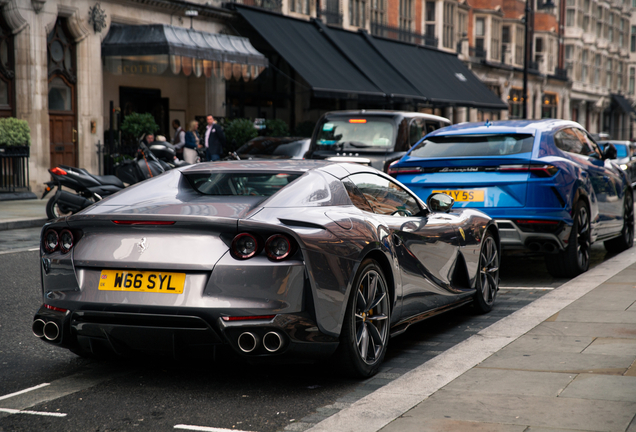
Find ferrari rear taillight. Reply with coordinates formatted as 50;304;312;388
265;234;292;261
59;230;73;253
43;229;59;253
231;233;259;260
43;228;80;254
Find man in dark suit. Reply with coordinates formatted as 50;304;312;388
200;114;226;161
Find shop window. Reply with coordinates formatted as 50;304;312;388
541;93;558;119
508;88;523;119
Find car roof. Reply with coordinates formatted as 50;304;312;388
426;119;582;137
180;159;380;179
321;110;451;123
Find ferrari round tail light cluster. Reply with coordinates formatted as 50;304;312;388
43;228;77;254
231;233;295;261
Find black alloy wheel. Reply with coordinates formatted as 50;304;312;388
473;230;499;313
337;259;390;378
604;191;635;253
546;200;591;278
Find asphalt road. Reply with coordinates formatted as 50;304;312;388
0;228;613;432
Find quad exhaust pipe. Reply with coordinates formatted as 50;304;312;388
527;241;559;254
237;332;259;353
236;331;284;353
32;319;45;338
263;332;283;353
32;319;60;341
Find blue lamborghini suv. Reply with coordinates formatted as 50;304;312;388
389;119;634;278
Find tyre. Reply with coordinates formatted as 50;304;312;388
336;259;391;378
545;201;591;278
46;195;74;220
473;230;499;313
604;190;634;254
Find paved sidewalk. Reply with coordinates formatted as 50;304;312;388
308;248;636;432
0;199;48;231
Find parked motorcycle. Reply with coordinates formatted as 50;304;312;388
42;140;190;220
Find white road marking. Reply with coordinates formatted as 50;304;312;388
28;247;39;251
500;286;555;290
0;408;66;417
174;426;256;432
0;383;50;401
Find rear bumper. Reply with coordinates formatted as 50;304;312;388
32;305;339;360
495;219;572;253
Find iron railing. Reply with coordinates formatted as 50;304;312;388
370;22;438;47
0;146;30;193
469;46;487;59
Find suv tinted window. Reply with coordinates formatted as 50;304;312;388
573;129;602;158
348;173;421;216
554;128;584;154
410;134;534;158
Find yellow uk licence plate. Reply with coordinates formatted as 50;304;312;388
433;190;485;202
99;270;185;294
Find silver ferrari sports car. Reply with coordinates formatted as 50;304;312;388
33;161;500;377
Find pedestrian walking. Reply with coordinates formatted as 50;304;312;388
172;120;186;159
183;120;200;164
200;115;225;161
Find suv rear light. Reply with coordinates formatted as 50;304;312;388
265;234;292;261
43;229;59;253
231;233;259;260
499;164;558;177
514;219;561;233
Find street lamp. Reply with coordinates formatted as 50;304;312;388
523;0;555;119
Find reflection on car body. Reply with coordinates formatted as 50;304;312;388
33;160;499;377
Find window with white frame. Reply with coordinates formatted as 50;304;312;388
350;0;366;27
594;54;601;84
475;17;485;54
629;67;635;94
582;49;588;82
606;57;612;89
491;17;501;62
596;6;602;37
608;12;614;43
425;1;435;40
515;25;524;66
290;0;310;14
617;61;623;92
457;9;468;48
565;44;574;79
443;2;455;49
632;25;636;52
371;0;385;25
399;0;413;32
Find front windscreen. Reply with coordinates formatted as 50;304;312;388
185;172;302;196
614;144;629;158
410;134;535;158
315;116;396;150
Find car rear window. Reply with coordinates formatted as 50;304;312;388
185;172;302;196
409;134;534;158
236;139;308;158
315;116;396;150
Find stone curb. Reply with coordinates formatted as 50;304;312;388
0;218;48;231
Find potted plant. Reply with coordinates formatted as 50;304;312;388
225;118;258;152
0;117;31;157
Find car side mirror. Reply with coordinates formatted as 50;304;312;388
602;143;617;160
426;193;454;213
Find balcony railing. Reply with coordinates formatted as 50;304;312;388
469;46;487;59
554;67;568;80
370;22;437;47
229;0;282;13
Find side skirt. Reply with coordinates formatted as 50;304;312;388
389;297;473;338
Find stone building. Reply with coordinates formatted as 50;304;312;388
0;0;265;195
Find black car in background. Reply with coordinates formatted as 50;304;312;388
599;140;636;187
230;137;311;160
306;110;451;172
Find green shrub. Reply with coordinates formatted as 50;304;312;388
225;118;258;150
293;120;316;138
263;119;289;137
0;118;31;146
120;112;159;139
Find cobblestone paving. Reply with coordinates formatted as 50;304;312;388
283;288;552;431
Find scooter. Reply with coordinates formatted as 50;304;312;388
42;140;189;220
